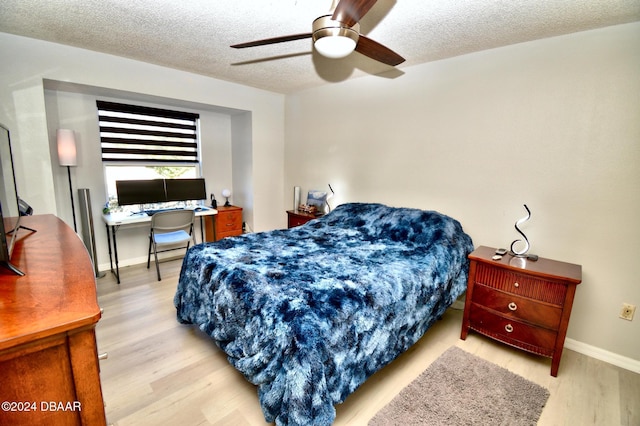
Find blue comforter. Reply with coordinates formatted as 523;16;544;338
175;203;473;425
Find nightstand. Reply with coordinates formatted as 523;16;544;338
205;205;243;241
460;246;582;376
286;210;322;228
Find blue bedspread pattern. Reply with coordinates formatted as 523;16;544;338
175;203;473;425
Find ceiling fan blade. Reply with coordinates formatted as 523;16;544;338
332;0;378;27
231;33;312;49
355;35;405;66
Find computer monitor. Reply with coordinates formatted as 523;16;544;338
116;179;166;206
165;178;206;202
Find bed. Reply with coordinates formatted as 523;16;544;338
174;202;474;425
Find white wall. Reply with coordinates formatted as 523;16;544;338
1;22;638;364
285;23;640;362
231;113;254;230
0;32;286;268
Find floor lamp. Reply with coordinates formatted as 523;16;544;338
57;129;78;232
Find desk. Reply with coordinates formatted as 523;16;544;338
102;207;217;284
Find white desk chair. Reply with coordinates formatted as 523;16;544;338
147;209;195;281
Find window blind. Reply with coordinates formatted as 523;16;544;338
97;100;200;163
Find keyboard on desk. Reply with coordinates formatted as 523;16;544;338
144;207;184;216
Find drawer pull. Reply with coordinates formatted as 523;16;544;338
98;352;108;360
505;324;514;333
514;282;520;288
508;302;518;311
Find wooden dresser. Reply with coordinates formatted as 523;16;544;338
286;210;323;228
0;215;106;425
460;246;582;376
205;205;243;241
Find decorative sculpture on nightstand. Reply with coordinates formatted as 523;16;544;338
510;204;538;261
326;183;335;212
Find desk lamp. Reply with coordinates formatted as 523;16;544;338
222;189;231;207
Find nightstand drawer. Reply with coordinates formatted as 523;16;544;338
461;246;582;376
476;263;567;305
289;216;308;227
286;210;322;228
472;283;562;330
469;306;557;355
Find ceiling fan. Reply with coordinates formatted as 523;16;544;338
230;0;405;66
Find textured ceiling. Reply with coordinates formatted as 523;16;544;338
1;0;639;94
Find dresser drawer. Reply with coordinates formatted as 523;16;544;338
472;283;562;330
216;211;242;239
216;228;242;239
218;210;242;229
475;263;567;305
469;305;556;355
211;206;243;241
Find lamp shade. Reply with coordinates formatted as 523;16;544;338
57;129;77;166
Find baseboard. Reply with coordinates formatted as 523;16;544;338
97;253;185;275
98;255;145;273
565;338;640;374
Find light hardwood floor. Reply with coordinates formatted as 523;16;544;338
96;260;639;426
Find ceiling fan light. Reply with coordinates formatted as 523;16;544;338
312;15;359;59
314;32;357;58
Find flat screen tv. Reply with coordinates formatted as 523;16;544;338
0;124;25;275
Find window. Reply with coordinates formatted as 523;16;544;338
98;101;202;213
